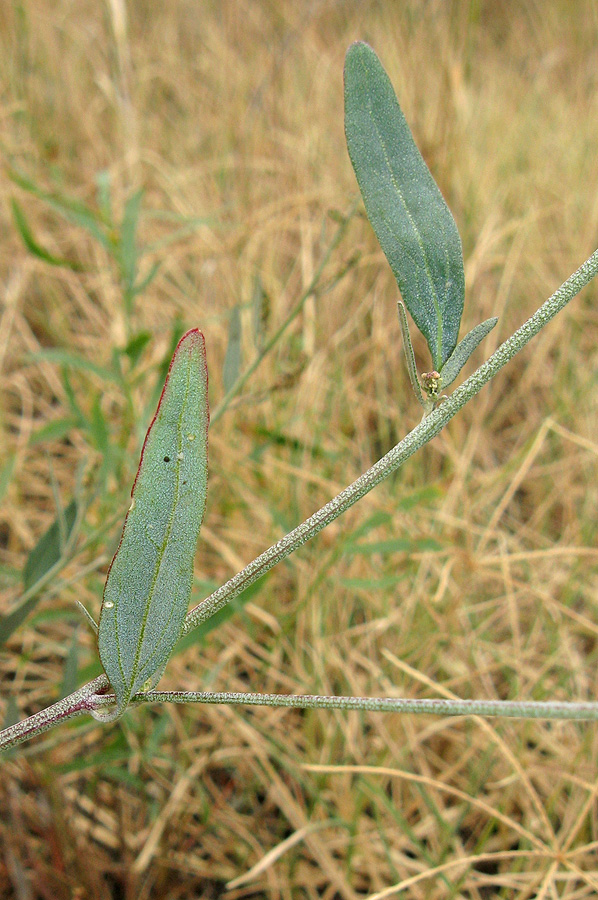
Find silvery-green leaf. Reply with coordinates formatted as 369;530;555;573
439;317;498;390
97;329;209;720
344;41;465;369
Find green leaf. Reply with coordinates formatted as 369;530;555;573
23;499;79;590
97;329;209;719
439;317;498;390
8;169;111;250
123;330;152;368
31;349;121;384
222;306;242;393
0;499;80;646
29;416;79;446
0;596;41;646
11;199;82;270
344;41;465;369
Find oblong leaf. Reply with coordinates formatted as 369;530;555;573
97;329;209;718
344;41;465;368
439;317;498;390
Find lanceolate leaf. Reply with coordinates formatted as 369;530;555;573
344;41;465;369
439;317;498;390
97;329;209;719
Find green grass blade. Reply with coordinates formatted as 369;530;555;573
31;349;121;384
344;41;465;368
23;500;79;590
0;596;42;646
120;189;143;295
8;169;111;250
0;499;79;646
97;329;209;718
222;305;242;392
11;199;82;270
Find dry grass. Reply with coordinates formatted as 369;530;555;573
1;1;598;897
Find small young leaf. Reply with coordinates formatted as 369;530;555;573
344;41;465;369
439;317;498;390
97;329;209;719
223;306;242;393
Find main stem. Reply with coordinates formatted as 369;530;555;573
2;248;598;753
182;247;598;632
113;690;598;721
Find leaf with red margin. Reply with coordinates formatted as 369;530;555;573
97;329;209;719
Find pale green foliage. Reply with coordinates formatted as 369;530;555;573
344;41;465;369
439;317;498;390
96;330;209;720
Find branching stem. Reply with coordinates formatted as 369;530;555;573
182;248;598;633
2;247;598;753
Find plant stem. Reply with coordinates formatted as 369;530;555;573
182;247;598;634
2;247;598;752
94;689;598;721
0;676;108;753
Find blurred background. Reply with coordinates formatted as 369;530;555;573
1;1;598;897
